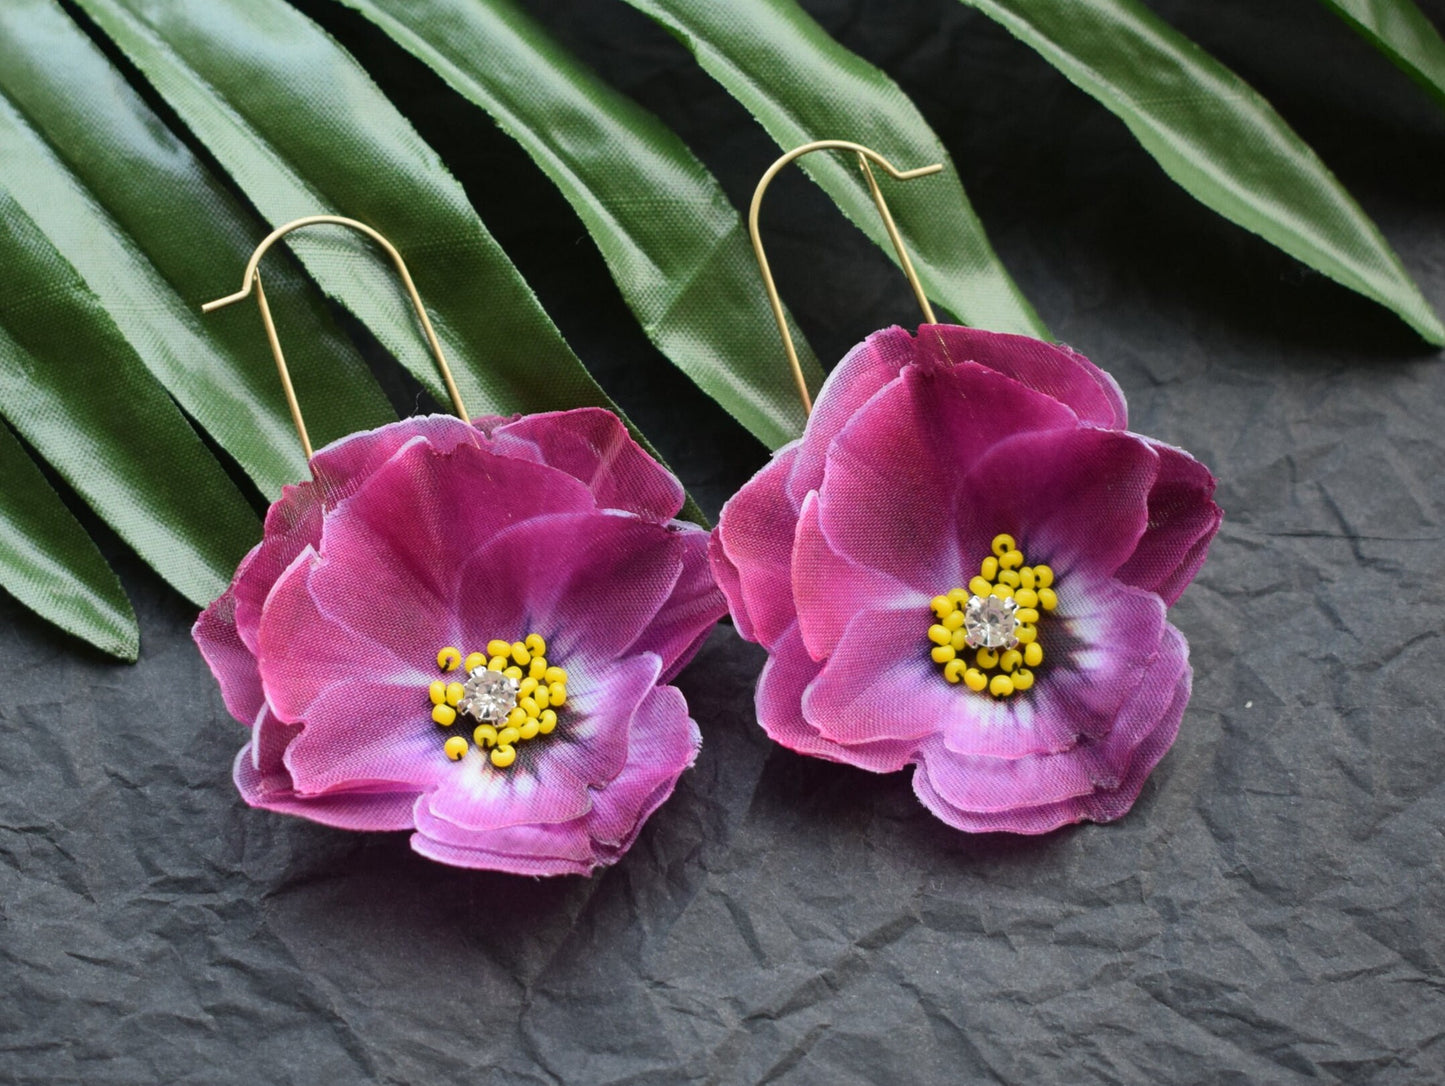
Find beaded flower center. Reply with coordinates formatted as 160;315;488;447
926;534;1058;698
427;634;569;768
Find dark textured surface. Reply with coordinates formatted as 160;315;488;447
5;0;1445;1082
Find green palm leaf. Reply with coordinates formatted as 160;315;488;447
0;193;258;607
0;0;395;500
336;0;822;449
0;423;138;660
621;0;1048;340
958;0;1445;344
1319;0;1445;107
73;0;669;452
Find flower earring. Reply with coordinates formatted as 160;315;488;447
711;142;1222;834
194;216;725;874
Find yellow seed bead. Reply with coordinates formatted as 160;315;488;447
1011;668;1035;691
950;629;969;651
998;569;1021;588
488;656;508;672
976;647;999;669
998;550;1024;570
1033;565;1054;589
990;583;1014;600
1024;642;1043;668
428;681;446;705
535;685;551;709
980;556;999;580
943;658;966;684
464;652;486;672
525;633;547;656
487;639;512;658
437;647;461;671
519;677;538;698
511;642;531;666
520;696;540;718
989;674;1015;697
1019;567;1036;591
948;587;969;605
543;666;567;685
1015;607;1039;624
445;682;465;706
1000;649;1023;673
497;726;521;746
1015;624;1037;645
943;609;965;631
518;717;540;740
967;576;992;597
530;658;548;680
432;703;457;727
928;624;952;646
1037;587;1058;611
1015;588;1038;609
538;709;558;734
964;668;988;692
503;666;523;680
473;724;497;748
931;644;955;664
490;744;516;768
991;533;1016;556
506;707;528;729
444;735;468;760
931;595;955;619
549;682;567;706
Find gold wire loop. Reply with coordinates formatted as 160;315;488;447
748;140;943;416
202;214;470;459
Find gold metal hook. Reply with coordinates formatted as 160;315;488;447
202;214;470;459
749;140;943;415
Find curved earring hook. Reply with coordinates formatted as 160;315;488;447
749;140;943;416
202;214;470;459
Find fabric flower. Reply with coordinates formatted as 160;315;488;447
710;325;1221;834
195;409;725;875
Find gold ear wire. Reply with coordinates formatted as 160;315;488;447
202;215;469;459
749;140;943;416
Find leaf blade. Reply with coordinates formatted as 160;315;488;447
336;0;822;448
1318;0;1445;108
958;0;1445;344
0;422;138;661
621;0;1048;340
72;0;668;452
0;0;397;499
0;191;259;607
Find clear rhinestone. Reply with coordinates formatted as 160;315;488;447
964;594;1019;649
457;667;519;724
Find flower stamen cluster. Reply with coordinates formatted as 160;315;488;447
926;534;1057;698
428;634;569;768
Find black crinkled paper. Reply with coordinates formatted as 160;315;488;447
2;1;1443;1082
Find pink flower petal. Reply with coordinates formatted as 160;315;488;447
915;324;1128;429
787;325;916;505
713;446;802;650
421;653;662;832
792;491;924;661
488;408;685;522
193;586;264;725
817;361;1079;593
938;574;1168;757
622;525;728;682
957;427;1160;584
308;414;483;506
912;626;1190;833
757;623;916;773
1114;438;1222;605
234;744;419;832
232;483;322;654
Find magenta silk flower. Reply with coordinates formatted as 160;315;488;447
709;325;1221;834
194;408;725;874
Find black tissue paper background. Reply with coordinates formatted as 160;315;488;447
4;0;1445;1082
